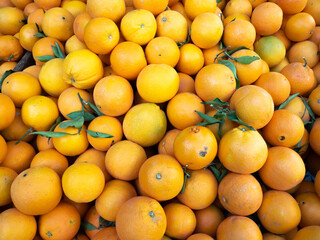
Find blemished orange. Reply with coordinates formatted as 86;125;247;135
41;7;74;42
120;9;157;45
156;10;188;43
288;40;319;68
38;202;81;240
137;64;179;103
229;85;274;129
310;118;320;155
258;190;301;234
195;205;225;236
216;216;263;240
218;173;263;216
292;226;320;240
0;208;37;240
0;167;17;206
218;125;268;174
52;124;89;157
259;147;305;191
105;140;147;181
18;23;40;52
87;0;125;23
176;43;205;76
158;129;181;157
166;92;205;130
178;169;218;210
223;20;256;50
164;203;196;239
184;0;217;20
309;85;320;116
62;163;105;203
1;72;41;107
0;93;15;131
133;0;169;15
173;126;217;170
285;12;316;42
87;116;123;151
110;41;147;80
139;154;184;201
177;72;195;93
145;37;180;67
30;149;69;177
0;7;25;35
262;109;305;148
295;192;320;227
73;12;92;42
84;18;120;55
254;72;291;106
191;12;223;49
11;166;62;215
95;180;137;221
63;49;104;89
93;75;134;116
116;196;167;240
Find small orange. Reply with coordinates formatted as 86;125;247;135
87;0;125;23
285;12;316;42
184;0;217;20
0;7;25;35
0;93;15;131
158;129;181;157
0;167;17;206
133;0;169;15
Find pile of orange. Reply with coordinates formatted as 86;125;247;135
1;0;320;239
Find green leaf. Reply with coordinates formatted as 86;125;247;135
29;131;76;138
15;127;33;145
219;41;225;50
217;59;240;89
218;168;228;182
180;165;191;194
227;112;255;131
195;111;221;125
49;116;63;132
202;98;229;107
216;0;223;3
235;56;260;65
52;41;65;58
87;101;104;116
301;97;316;121
278;92;300;109
177;28;191;47
218;115;226;139
59;116;84;129
0;70;14;90
294;141;309;154
34;32;46;38
67;111;95;121
84;129;113;138
227;46;250;56
98;217;116;229
81;221;97;231
20;17;28;24
36;55;56;62
209;165;221;181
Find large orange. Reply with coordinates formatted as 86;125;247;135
285;12;316;42
0;7;25;35
116;196;167;240
0;93;15;131
87;0;125;23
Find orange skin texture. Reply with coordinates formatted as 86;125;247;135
285;12;315;42
0;93;15;131
292;226;320;240
310;118;320;156
0;136;7;164
276;0;307;14
158;129;181;157
295;192;320;227
309;85;320;116
0;167;17;206
303;0;320;25
133;0;169;15
91;227;120;240
0;35;24;62
0;7;25;35
73;12;92;42
184;0;217;20
288;40;319;68
87;0;125;23
223;0;252;17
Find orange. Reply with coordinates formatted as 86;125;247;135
63;49;104;89
173;126;217;170
202;44;224;65
223;0;252;17
0;62;17;77
18;23;40;52
34;0;61;10
116;196;167;240
73;12;92;42
96;180;137;221
22;65;41;78
276;0;307;14
282;96;310;122
191;12;223;49
36;135;54;151
93;75;134;116
91;227;120;240
296;192;320;227
177;72;195;93
158;129;181;157
0;0;14;7
0;35;23;62
292;226;320;240
288;40;319;68
184;0;217;20
259;147;305;190
133;0;169;15
57;87;93;119
223;13;251;26
87;116;123;151
21;95;59;131
145;36;180;67
309;26;320;45
65;35;87;54
27;8;45;29
231;49;263;86
105;140;147;181
285;12;315;42
309;85;320;116
1;141;35;174
258;190;301;234
110;41;147;80
229;85;274;129
62;0;86;17
186;233;214;240
42;7;74;42
304;0;320;24
194;205;224;236
82;206;102;238
30;149;68;177
164;203;196;239
218;125;268;174
310;118;320;155
0;7;25;35
11;166;62;215
254;36;286;68
251;2;283;36
269;57;289;72
262;109;305;147
62;163;105;203
0;167;17;206
178;169;218;210
0;135;7;164
295;180;315;196
216;216;263;240
0;208;37;240
280;62;316;95
120;9;157;45
272;29;291;50
0;93;15;131
87;0;125;23
156;10;188;43
176;43;204;76
84;18;119;55
223;20;256;50
39;202;81;240
137;64;179;103
263;233;286;240
254;72;291;106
